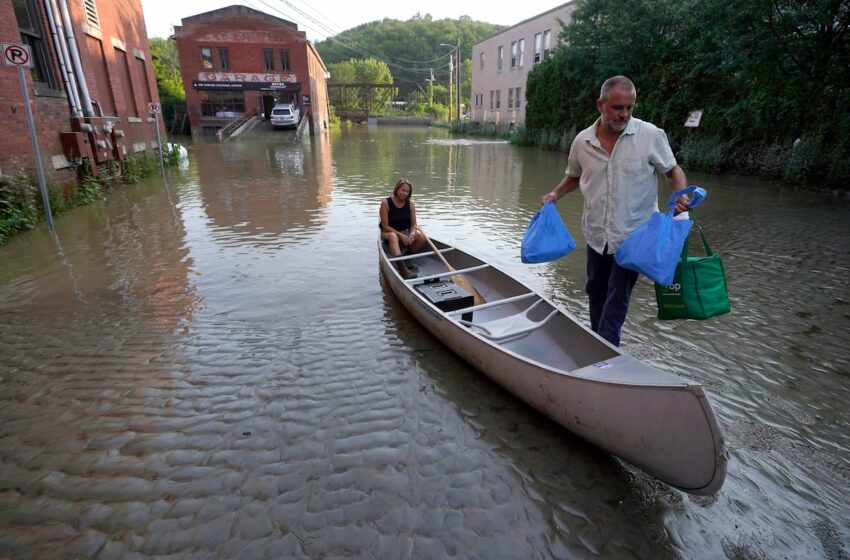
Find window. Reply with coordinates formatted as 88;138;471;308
218;47;229;70
489;90;494;110
534;33;542;63
136;56;152;107
280;49;290;71
200;90;245;117
13;0;57;88
479;51;485;70
115;47;138;116
515;87;522;108
263;48;274;71
518;39;525;67
200;47;213;69
510;41;517;70
543;30;552;59
495;89;501;110
83;0;99;27
508;88;514;109
497;46;503;72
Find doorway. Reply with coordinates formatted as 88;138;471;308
261;95;275;119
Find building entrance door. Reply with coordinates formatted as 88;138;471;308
261;95;275;119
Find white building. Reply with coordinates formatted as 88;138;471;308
470;2;577;126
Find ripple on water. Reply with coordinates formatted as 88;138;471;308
2;131;849;558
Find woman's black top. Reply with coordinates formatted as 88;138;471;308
383;196;411;231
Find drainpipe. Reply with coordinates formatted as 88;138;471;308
57;0;94;117
43;0;82;117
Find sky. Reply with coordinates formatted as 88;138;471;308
141;0;567;41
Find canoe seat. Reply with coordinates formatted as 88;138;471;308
459;300;558;342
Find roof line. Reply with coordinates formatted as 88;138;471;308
473;1;577;46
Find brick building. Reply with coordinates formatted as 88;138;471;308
1;0;163;183
173;6;329;137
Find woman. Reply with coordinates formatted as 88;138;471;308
380;178;427;279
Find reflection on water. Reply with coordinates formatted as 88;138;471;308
0;174;197;331
0;125;847;558
194;133;333;243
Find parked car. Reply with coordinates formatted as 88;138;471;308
270;104;300;129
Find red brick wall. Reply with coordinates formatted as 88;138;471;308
0;1;68;178
306;43;329;130
0;0;162;182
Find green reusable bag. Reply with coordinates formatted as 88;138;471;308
655;222;731;320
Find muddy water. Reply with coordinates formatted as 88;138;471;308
0;125;847;559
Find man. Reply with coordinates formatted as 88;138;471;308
542;75;689;346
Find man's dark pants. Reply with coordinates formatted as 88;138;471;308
586;244;639;346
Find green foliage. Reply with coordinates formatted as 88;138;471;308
0;152;165;245
328;58;393;84
328;58;395;111
149;37;185;123
76;175;106;203
316;16;502;99
327;105;341;126
317;16;500;121
426;102;448;121
524;0;850;188
450;121;514;139
164;145;182;167
0;175;39;243
120;154;158;184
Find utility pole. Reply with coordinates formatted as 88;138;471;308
447;53;453;123
456;39;461;124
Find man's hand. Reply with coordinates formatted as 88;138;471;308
672;195;690;214
541;192;558;205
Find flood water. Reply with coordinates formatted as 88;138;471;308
1;125;848;559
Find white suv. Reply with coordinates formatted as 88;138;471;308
270;104;300;129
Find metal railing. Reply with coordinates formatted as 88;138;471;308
215;108;257;142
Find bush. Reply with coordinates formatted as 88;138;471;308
0;152;165;245
121;153;157;184
0;175;39;243
328;105;341;126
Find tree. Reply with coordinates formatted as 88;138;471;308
523;0;850;186
316;16;502;85
149;37;185;123
327;58;394;111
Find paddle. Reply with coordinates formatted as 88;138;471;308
416;226;485;306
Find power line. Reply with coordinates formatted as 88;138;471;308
243;0;458;80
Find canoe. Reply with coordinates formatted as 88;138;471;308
379;236;727;495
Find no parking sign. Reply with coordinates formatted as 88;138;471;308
4;42;53;229
3;42;33;68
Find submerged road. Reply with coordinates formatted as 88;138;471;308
1;126;848;558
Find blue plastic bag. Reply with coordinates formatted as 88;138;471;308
613;187;707;285
521;202;576;264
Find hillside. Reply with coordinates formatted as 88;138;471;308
314;15;503;85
